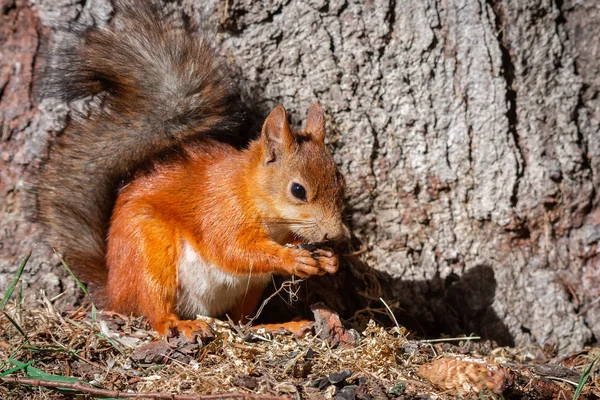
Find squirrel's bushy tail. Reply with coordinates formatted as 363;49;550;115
37;1;244;299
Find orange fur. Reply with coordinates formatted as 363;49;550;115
105;105;347;339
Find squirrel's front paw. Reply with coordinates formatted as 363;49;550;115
283;247;338;278
312;248;339;274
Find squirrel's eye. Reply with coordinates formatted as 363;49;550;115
291;182;307;200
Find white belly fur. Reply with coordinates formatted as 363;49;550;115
176;240;271;319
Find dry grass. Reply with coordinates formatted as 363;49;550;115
1;285;599;399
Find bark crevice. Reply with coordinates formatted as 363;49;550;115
486;0;523;209
379;0;396;60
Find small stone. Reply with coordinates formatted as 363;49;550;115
329;370;353;384
131;340;171;364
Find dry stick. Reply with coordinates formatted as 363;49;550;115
0;376;290;400
420;336;481;343
379;297;400;330
242;278;302;329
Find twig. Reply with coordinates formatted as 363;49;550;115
379;297;400;330
579;295;600;316
566;283;580;308
0;376;290;399
420;336;481;343
242;278;302;329
427;342;438;358
546;376;579;387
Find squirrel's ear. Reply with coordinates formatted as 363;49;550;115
262;105;293;163
304;104;326;145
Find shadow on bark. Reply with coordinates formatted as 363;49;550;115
260;257;515;347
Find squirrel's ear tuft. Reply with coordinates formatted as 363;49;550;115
261;105;293;163
304;104;326;145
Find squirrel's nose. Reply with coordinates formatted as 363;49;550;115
324;223;350;242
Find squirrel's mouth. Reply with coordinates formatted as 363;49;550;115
285;230;330;247
269;223;334;247
287;225;342;247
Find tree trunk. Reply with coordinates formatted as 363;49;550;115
1;0;598;354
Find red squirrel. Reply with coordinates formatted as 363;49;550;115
37;1;347;338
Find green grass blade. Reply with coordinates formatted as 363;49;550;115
0;359;36;376
94;333;124;355
0;342;26;371
1;251;31;310
574;352;600;400
55;251;97;322
7;360;123;399
91;301;97;322
9;359;84;384
56;254;88;295
18;282;23;308
7;360;82;393
2;310;28;341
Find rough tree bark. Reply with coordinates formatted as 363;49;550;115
1;0;598;354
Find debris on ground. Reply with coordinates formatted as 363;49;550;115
1;291;599;399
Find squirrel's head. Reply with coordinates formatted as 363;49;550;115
255;104;348;245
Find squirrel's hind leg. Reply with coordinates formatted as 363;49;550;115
106;200;214;340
